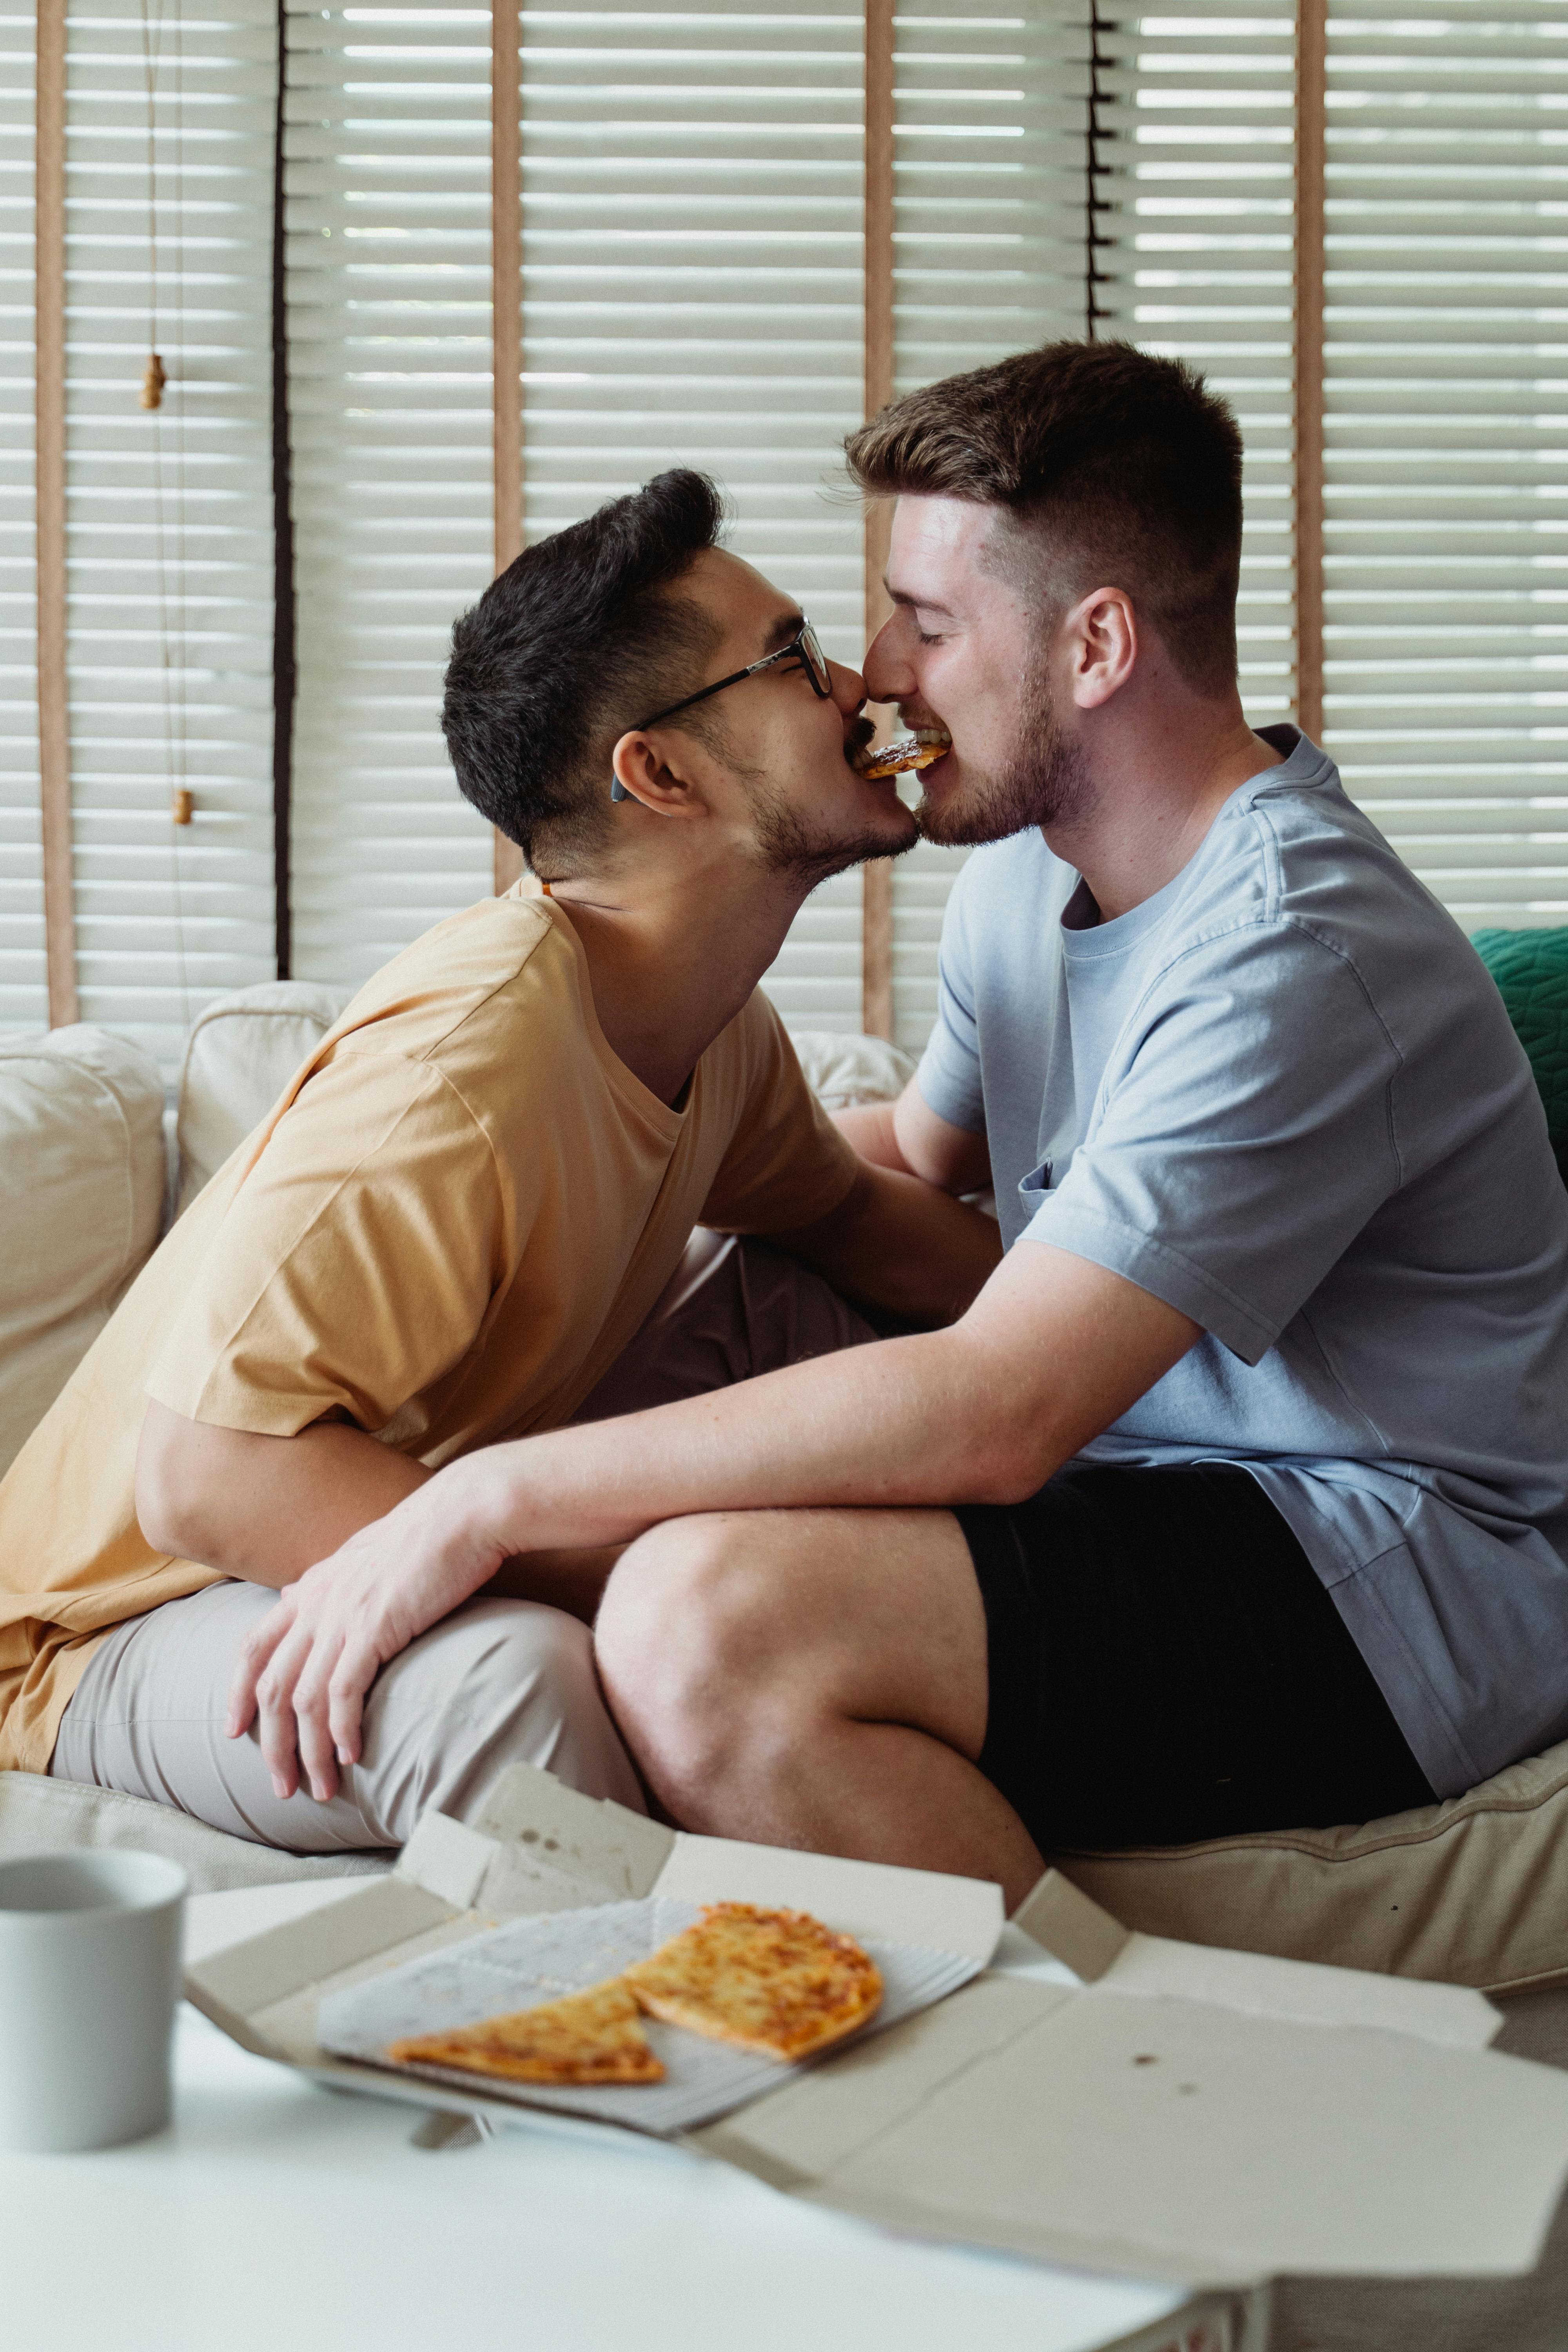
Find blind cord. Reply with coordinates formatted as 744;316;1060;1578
139;0;191;1033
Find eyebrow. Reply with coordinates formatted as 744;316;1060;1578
883;580;957;618
762;608;806;653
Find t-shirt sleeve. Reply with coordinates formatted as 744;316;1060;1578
699;994;859;1234
144;1049;505;1437
1022;922;1404;1364
916;860;987;1134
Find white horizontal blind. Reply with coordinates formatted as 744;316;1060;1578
1321;0;1568;926
284;1;494;988
64;0;278;1076
0;13;45;1030
888;0;1092;1057
1089;0;1297;731
516;0;868;1033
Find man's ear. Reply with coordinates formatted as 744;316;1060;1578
1065;586;1138;710
608;729;705;817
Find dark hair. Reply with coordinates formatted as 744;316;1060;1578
441;468;726;874
844;341;1243;697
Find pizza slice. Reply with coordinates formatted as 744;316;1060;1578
623;1902;883;2063
386;1975;664;2085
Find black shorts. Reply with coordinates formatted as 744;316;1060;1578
956;1460;1435;1853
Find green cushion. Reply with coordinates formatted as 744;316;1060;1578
1472;927;1568;1179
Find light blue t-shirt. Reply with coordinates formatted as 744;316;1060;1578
917;725;1568;1797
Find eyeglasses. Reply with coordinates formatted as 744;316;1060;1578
611;618;833;801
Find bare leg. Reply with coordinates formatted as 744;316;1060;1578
594;1507;1044;1909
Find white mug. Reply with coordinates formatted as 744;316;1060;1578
0;1849;187;2152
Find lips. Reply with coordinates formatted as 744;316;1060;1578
849;723;953;781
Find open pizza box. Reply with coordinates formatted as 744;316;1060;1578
184;1762;1568;2292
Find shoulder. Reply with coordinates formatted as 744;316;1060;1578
1157;764;1514;1075
322;893;588;1084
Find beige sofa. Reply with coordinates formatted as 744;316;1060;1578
5;989;1568;1994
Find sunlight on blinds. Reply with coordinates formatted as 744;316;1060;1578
0;13;45;1029
1322;0;1568;926
62;0;277;1076
285;2;495;987
888;0;1091;1056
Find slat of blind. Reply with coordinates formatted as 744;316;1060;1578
61;0;278;1077
517;0;868;1034
283;4;495;984
1090;0;1297;733
887;0;1092;1058
1322;0;1568;924
0;19;47;1028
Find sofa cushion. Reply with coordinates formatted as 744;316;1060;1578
791;1029;915;1111
0;1771;390;1894
0;1025;166;1478
175;979;353;1214
1472;925;1568;1178
1053;1732;1568;1996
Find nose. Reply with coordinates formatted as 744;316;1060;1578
828;656;867;713
861;614;911;706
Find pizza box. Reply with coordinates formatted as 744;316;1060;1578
184;1762;1568;2291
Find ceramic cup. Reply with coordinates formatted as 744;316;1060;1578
0;1849;187;2153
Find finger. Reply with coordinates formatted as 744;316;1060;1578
225;1596;296;1738
292;1646;346;1804
255;1624;319;1798
327;1636;381;1770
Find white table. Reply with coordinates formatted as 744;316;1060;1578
2;1880;1231;2352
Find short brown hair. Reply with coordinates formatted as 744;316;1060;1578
845;341;1243;698
443;469;724;875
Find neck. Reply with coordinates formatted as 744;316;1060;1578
543;852;813;1105
1045;689;1281;923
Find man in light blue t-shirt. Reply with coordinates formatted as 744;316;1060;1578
228;342;1568;1911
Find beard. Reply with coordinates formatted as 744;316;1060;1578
915;656;1096;848
747;776;916;890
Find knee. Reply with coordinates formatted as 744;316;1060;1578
383;1599;641;1825
595;1516;784;1800
401;1599;599;1781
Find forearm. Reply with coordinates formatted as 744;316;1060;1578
771;1162;1002;1325
832;1100;911;1172
462;1323;1026;1561
136;1400;430;1587
444;1244;1198;1566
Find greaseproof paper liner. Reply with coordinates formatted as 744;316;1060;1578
316;1895;982;2136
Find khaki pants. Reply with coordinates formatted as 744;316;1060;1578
51;1236;875;1852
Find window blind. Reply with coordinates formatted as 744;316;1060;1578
517;0;869;1033
283;1;495;988
285;1;1095;1040
886;0;1091;1056
60;0;278;1076
0;11;45;1030
1088;0;1298;727
1321;0;1568;926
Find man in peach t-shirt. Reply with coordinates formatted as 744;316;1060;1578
0;469;997;1853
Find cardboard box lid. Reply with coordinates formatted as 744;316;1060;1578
184;1770;1568;2290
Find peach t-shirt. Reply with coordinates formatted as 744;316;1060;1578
0;891;856;1773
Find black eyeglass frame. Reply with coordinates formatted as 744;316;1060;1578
610;619;833;801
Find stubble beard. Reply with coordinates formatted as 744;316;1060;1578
915;655;1096;848
748;777;916;891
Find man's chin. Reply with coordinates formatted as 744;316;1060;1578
914;765;1042;849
